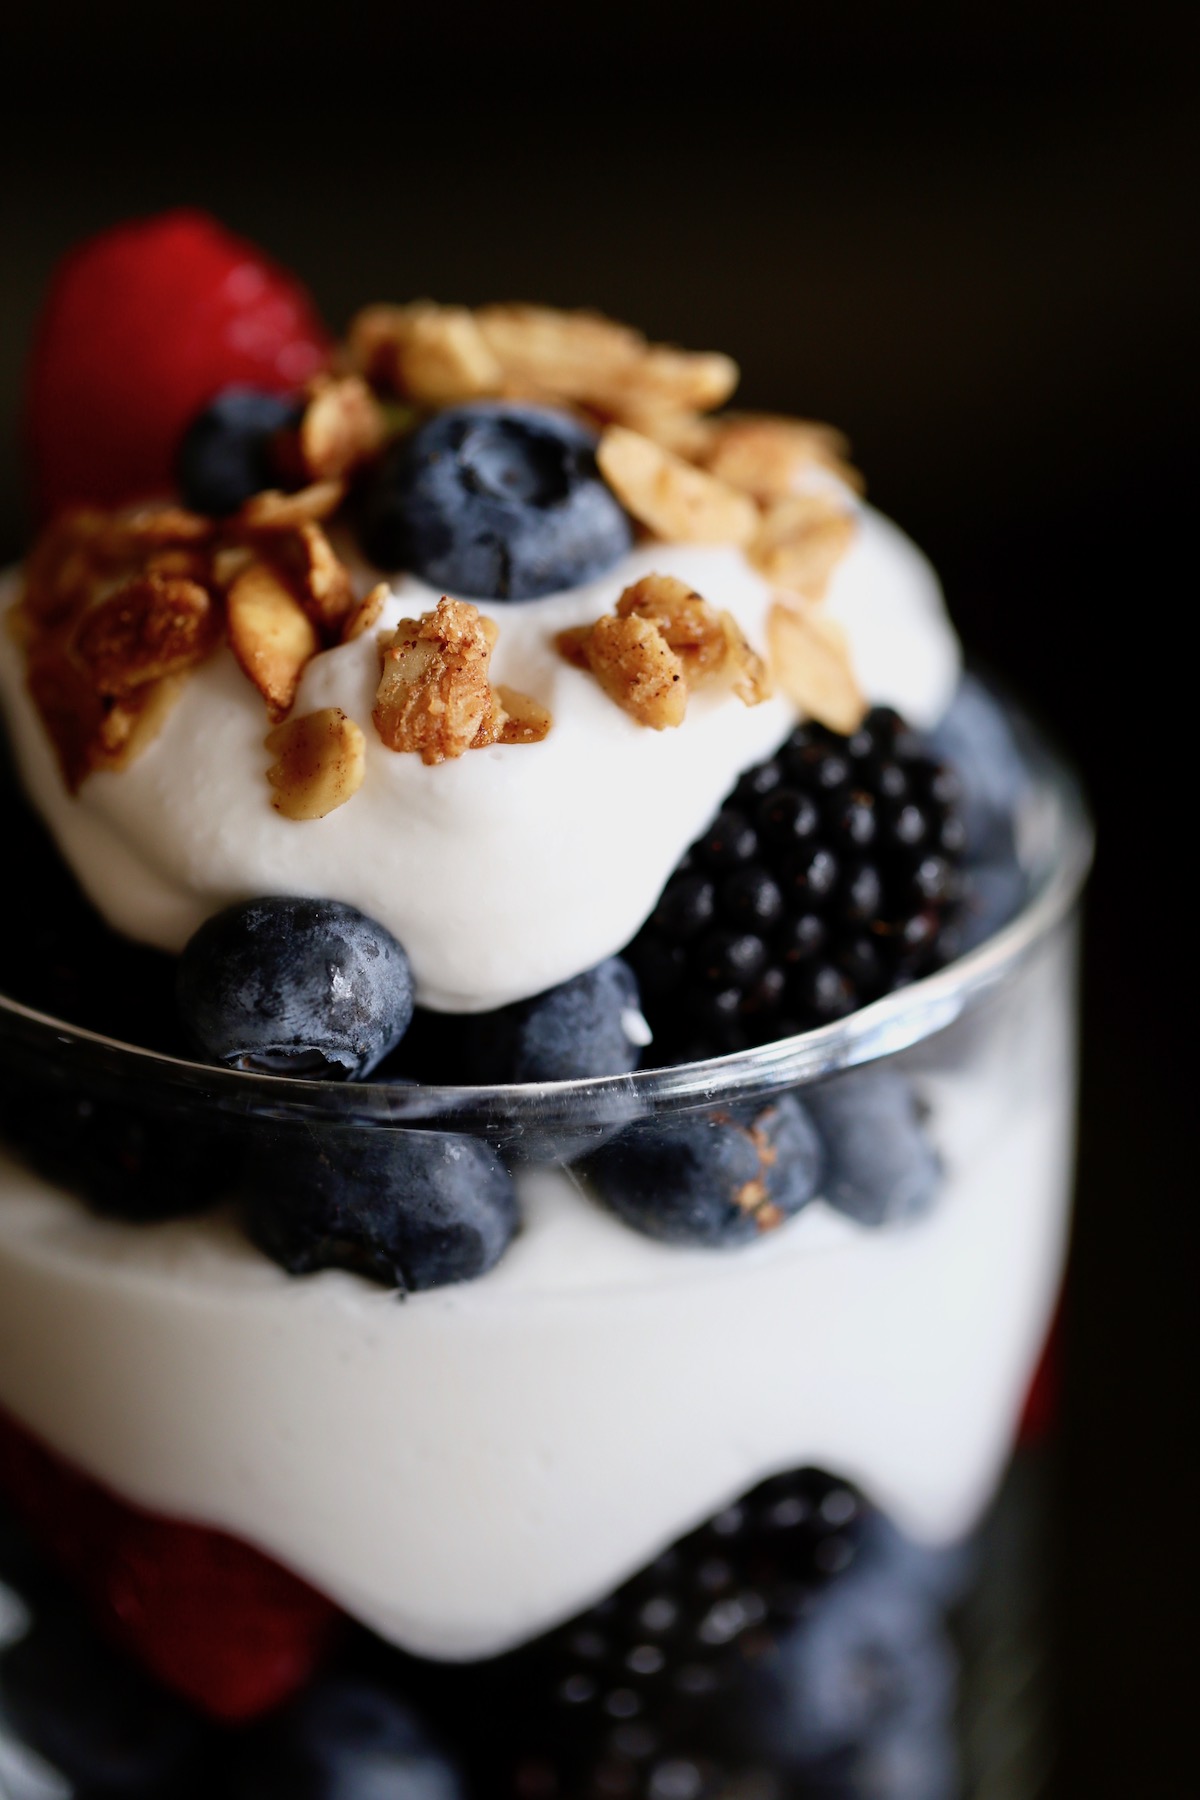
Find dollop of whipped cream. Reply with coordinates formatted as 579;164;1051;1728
0;507;959;1012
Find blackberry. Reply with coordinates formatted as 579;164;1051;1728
628;710;967;1061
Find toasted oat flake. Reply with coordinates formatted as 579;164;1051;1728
226;560;320;720
749;493;856;600
74;575;218;694
266;707;366;820
767;599;866;734
596;427;758;545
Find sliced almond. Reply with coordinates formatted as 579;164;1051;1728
475;305;738;421
596;426;758;544
348;301;503;404
767;599;866;733
341;581;389;643
373;596;499;764
292;374;387;482
749;493;856;599
267;522;356;640
226;560;320;720
74;575;218;695
702;415;862;502
265;707;366;820
235;480;346;533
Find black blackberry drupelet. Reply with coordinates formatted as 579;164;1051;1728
627;709;967;1062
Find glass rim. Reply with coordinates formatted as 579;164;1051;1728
0;709;1093;1132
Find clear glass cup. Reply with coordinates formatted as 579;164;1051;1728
0;698;1092;1798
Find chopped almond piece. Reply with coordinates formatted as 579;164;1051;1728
495;684;553;745
373;597;499;764
74;575;218;694
341;581;389;643
749;493;856;600
767;599;866;733
586;613;688;730
702;415;862;502
266;707;366;820
226;560;320;720
348;302;503;404
596;426;758;545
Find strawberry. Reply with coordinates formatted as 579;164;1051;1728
0;1405;340;1721
24;208;332;520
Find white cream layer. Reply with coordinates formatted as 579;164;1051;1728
0;1010;1074;1662
0;511;959;1012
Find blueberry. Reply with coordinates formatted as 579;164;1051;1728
0;1599;204;1795
231;1676;465;1800
805;1070;941;1227
243;1124;518;1290
926;673;1031;866
468;958;647;1084
586;1094;822;1245
359;404;633;599
177;898;415;1079
176;386;301;516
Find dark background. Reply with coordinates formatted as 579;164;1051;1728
1;3;1195;1792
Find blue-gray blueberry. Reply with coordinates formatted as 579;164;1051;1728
359;403;632;598
177;897;415;1079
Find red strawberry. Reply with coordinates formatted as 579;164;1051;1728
24;208;332;520
0;1404;340;1721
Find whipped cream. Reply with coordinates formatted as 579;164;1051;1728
0;509;959;1013
0;944;1075;1661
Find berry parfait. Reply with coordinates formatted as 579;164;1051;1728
0;212;1091;1797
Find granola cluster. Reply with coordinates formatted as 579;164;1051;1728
557;575;770;731
13;297;868;810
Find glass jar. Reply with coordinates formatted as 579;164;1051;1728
0;698;1092;1799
